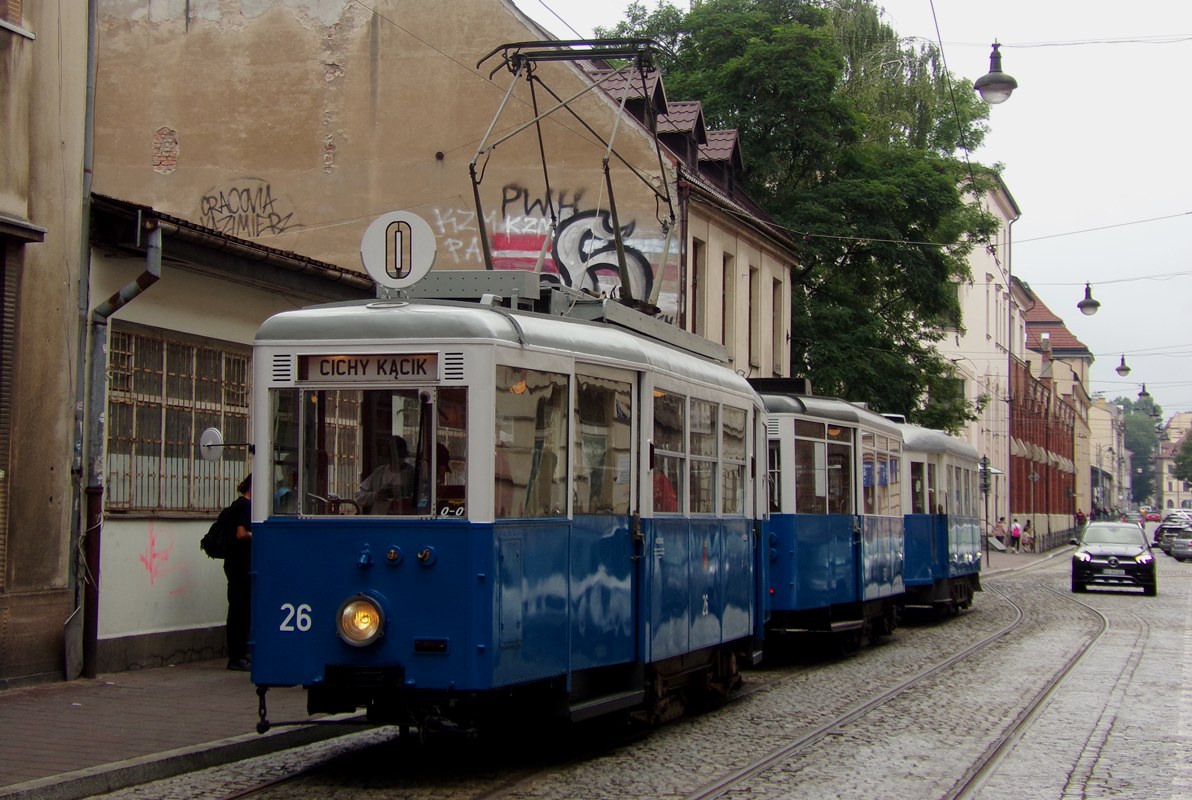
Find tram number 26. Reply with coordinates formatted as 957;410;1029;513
279;603;312;632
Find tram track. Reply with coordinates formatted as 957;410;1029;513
679;586;1027;800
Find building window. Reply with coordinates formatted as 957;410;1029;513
692;238;706;337
1;0;21;25
106;323;250;514
721;252;735;348
748;266;759;368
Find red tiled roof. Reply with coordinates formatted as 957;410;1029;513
657;100;705;140
586;68;665;106
1022;288;1091;355
699;129;740;162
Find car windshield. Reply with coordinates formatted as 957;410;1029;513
1081;525;1146;546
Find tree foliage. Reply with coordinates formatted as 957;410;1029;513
1115;395;1163;503
598;0;1000;430
1173;433;1192;485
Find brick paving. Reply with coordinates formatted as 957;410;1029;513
0;546;1058;800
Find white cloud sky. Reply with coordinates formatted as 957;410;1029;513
517;0;1192;414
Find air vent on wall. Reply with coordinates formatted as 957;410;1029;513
766;418;780;438
272;354;295;383
443;352;464;381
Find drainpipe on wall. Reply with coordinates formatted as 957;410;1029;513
80;219;161;678
69;0;99;680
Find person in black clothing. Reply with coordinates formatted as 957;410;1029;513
225;474;252;671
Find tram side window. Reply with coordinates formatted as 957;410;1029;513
722;406;747;515
652;390;685;513
573;374;632;515
495;366;568;518
910;461;927;514
794;438;826;514
690;399;718;514
767;440;781;513
827;441;852;514
271;388;301;514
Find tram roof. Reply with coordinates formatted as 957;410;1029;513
256;298;759;397
898;424;979;461
755;392;902;437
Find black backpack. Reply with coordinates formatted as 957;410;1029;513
200;507;234;559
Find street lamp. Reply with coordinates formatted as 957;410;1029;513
1138;383;1151;400
974;42;1018;105
1077;282;1101;316
1115;355;1131;377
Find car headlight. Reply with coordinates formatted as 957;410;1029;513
1074;551;1092;563
1136;551;1154;565
337;595;385;646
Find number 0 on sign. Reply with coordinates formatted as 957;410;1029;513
360;211;437;289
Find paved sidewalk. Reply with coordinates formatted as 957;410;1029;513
0;660;360;800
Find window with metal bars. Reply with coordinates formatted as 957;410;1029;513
106;322;251;514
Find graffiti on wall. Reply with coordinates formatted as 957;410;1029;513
429;183;675;317
198;179;300;239
138;523;183;591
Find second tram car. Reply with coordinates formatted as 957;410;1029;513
247;273;768;731
750;379;905;647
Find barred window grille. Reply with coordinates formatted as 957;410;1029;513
106;324;251;513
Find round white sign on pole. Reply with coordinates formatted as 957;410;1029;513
360;211;437;290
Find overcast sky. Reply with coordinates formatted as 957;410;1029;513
519;0;1192;416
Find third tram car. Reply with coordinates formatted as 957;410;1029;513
897;423;982;611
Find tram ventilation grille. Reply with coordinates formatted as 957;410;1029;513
443;352;464;381
272;354;295;383
766;418;780;437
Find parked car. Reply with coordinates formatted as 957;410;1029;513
1153;516;1192;550
1071;522;1157;595
1161;521;1192;555
1170;528;1192;562
1145;511;1162;522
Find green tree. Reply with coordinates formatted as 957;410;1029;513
1172;433;1192;484
1116;395;1162;503
599;0;999;431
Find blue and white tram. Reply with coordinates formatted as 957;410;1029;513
897;423;982;611
247;275;768;731
749;380;904;647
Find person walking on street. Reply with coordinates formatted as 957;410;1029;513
1022;520;1034;553
1010;518;1022;553
224;474;252;671
993;517;1007;547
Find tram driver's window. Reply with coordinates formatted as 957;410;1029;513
495;366;568;518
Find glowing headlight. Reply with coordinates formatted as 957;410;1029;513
337;595;385;646
1136;552;1154;565
1074;552;1092;563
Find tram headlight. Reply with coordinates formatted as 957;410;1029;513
337;595;385;646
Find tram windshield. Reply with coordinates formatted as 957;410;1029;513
269;386;466;517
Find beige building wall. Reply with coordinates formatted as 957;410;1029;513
0;2;89;683
82;0;794;668
937;179;1020;530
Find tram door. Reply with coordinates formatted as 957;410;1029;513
570;370;638;670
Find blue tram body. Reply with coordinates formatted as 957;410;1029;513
750;383;904;642
898;424;982;610
247;275;767;729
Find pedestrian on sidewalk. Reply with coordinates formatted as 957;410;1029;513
993;517;1007;546
1010;518;1022;553
224;474;253;671
1022;520;1034;553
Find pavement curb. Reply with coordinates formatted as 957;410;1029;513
0;715;367;800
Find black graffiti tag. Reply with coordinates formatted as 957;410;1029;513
199;181;298;238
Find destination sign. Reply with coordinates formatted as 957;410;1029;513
299;354;439;383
